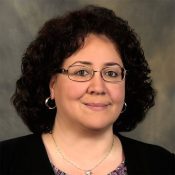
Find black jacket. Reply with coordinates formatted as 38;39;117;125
0;134;174;175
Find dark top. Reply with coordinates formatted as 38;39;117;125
0;134;174;175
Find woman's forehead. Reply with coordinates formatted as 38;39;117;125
62;34;123;67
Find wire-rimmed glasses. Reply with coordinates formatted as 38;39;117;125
57;64;126;83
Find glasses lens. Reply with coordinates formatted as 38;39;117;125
102;66;125;82
68;65;93;82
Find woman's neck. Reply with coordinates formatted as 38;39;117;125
42;121;123;175
50;119;120;169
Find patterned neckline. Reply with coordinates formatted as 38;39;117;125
51;161;127;175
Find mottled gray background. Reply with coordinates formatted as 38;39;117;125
0;0;175;152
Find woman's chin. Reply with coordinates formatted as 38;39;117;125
81;120;114;133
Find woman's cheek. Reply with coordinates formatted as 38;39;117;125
65;82;87;99
110;85;125;103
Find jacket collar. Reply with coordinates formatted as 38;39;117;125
118;134;144;175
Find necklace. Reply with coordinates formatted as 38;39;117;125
50;133;114;175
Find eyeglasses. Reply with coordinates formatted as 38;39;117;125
57;64;126;83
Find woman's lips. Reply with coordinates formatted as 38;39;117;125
84;103;111;111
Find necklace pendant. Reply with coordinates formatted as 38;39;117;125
85;170;92;175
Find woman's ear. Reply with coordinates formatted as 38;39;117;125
49;75;57;99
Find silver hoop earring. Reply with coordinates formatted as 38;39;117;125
45;97;56;109
121;102;127;113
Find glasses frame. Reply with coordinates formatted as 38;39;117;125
57;64;127;83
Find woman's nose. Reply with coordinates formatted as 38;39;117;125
87;72;106;95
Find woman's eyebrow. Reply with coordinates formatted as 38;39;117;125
71;61;92;65
104;62;121;66
71;61;121;66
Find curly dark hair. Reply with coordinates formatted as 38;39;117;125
11;5;155;134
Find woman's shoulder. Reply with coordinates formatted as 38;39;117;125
0;134;54;174
0;134;44;163
118;134;174;155
118;134;175;174
0;134;41;151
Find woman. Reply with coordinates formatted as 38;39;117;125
0;5;174;175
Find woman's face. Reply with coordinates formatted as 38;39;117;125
50;34;125;132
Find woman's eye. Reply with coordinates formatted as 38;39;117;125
106;71;119;77
75;69;89;76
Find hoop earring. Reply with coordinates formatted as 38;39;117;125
121;102;127;113
45;97;56;109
